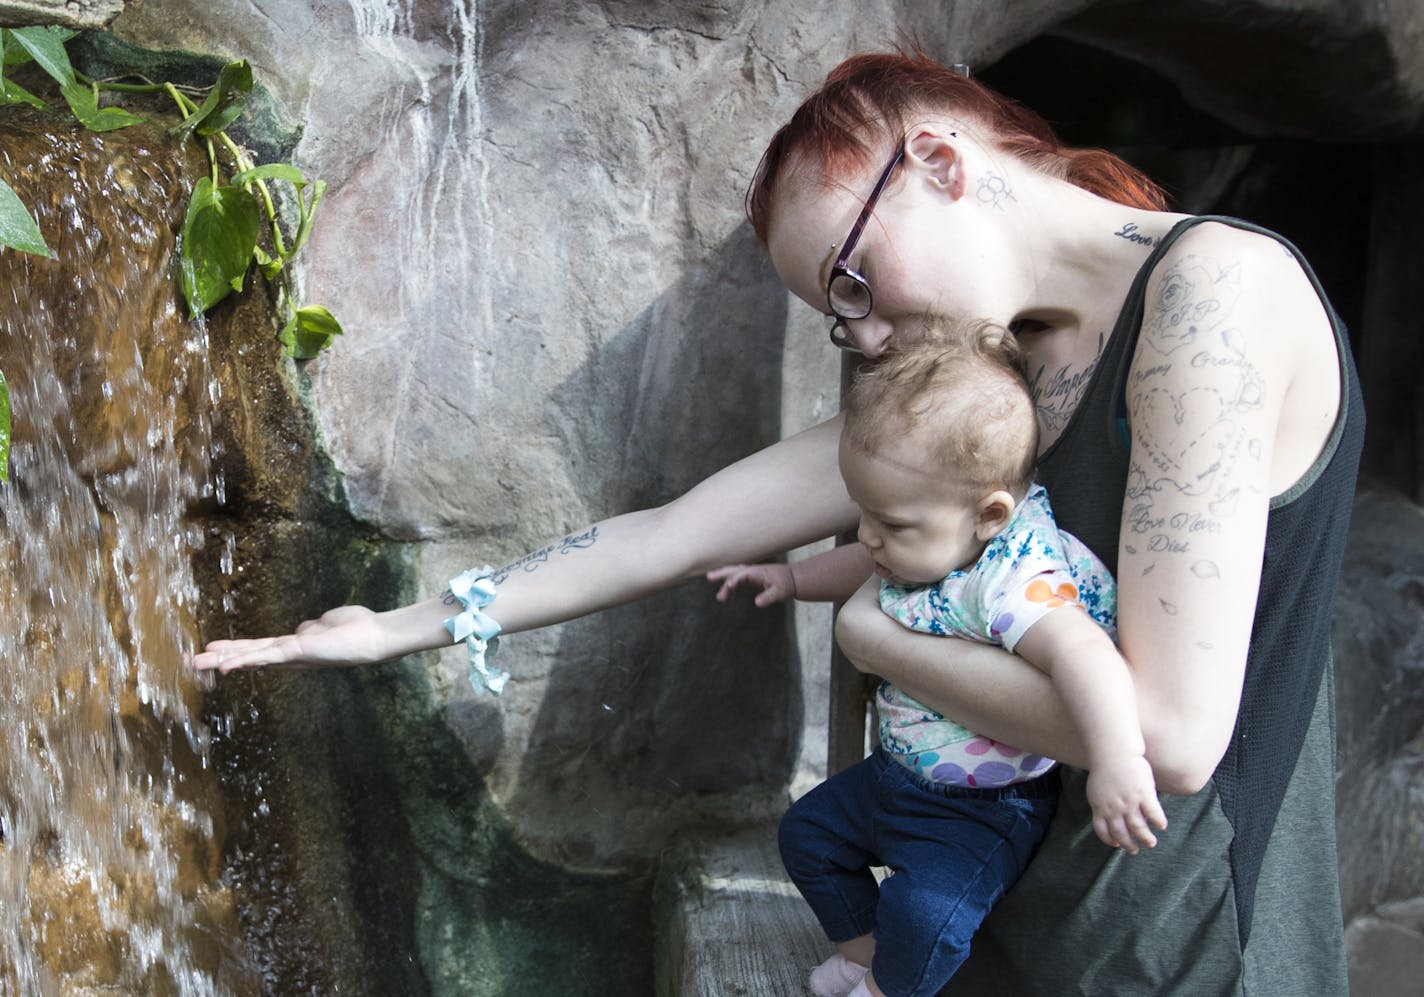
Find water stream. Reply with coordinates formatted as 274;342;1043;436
0;110;245;995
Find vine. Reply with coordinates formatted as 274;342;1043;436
0;25;344;482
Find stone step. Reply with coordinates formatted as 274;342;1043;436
657;823;827;997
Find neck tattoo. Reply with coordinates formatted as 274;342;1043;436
1114;222;1159;248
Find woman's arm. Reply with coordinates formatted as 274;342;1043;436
1109;229;1311;792
195;414;859;672
834;581;1094;767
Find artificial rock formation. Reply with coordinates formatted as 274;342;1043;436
1;0;1419;992
0;0;122;30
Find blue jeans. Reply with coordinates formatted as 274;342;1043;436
779;749;1057;997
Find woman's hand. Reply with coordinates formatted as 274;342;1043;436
191;599;453;674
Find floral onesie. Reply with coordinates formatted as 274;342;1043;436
876;483;1116;788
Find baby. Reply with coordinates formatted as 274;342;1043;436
709;324;1166;997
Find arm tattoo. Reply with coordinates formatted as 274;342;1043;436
1124;254;1265;601
491;525;600;584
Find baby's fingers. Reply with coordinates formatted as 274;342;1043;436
705;565;748;583
706;565;752;602
1093;815;1138;855
1127;813;1159;850
1144;796;1169;831
1097;803;1168;854
753;588;784;608
1129;797;1169;850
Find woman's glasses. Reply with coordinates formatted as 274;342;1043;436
826;146;905;352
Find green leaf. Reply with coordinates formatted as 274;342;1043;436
0;29;18;68
60;80;144;132
196;61;253;136
0;177;52;257
1;75;48;110
1;27;75;68
232;163;306;187
278;305;343;359
0;366;9;483
179;177;260;316
173;60;252;141
253;244;283;280
6;26;76;87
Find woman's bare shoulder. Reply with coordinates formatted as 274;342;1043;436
1141;219;1330;355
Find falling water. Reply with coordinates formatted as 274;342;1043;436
0;110;246;994
336;0;498;460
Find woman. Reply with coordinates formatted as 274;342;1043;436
197;51;1361;995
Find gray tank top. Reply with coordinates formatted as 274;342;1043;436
947;216;1363;996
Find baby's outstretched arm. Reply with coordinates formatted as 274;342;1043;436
708;542;873;607
707;562;797;607
1014;607;1168;854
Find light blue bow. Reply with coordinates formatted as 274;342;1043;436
444;566;509;695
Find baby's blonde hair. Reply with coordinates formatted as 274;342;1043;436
842;318;1038;500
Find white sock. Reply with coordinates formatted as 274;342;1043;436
847;977;875;997
808;953;869;997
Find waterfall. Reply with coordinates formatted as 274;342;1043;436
318;0;496;531
0;110;244;995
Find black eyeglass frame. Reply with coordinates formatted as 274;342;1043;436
825;145;906;352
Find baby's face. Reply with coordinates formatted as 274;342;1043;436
838;434;986;585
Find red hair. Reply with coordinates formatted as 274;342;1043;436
746;49;1169;243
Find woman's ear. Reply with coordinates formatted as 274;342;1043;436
975;490;1016;541
905;127;965;201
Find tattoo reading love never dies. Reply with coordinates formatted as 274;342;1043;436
1124;253;1265;624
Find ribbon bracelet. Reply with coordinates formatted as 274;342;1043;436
444;566;510;695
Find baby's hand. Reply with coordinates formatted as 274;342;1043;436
1085;755;1168;855
706;563;796;608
